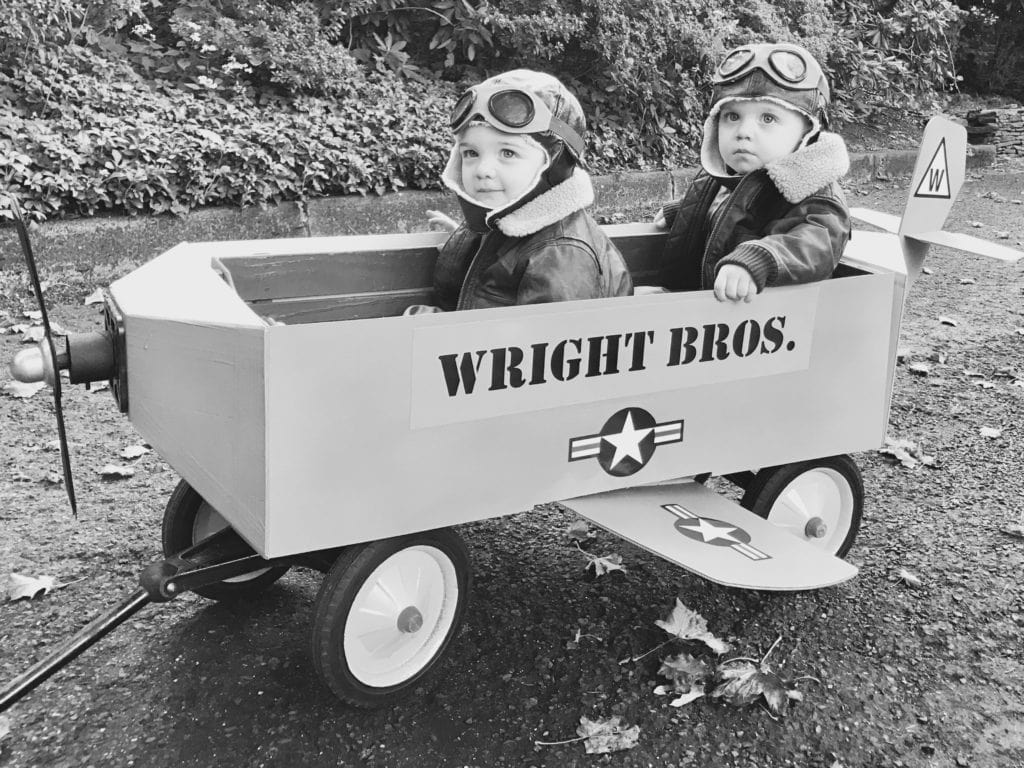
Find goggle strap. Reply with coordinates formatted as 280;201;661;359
547;115;586;158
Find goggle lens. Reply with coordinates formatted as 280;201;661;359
718;49;753;78
489;90;535;128
769;50;808;83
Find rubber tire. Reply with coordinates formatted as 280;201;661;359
311;528;470;708
740;455;864;558
161;479;289;601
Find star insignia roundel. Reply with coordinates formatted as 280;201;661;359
569;407;684;477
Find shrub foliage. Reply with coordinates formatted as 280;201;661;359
1;0;975;220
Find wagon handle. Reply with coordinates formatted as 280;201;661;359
0;588;151;714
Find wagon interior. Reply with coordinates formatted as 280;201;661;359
211;227;872;326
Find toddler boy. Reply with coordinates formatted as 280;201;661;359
655;43;850;303
410;69;632;313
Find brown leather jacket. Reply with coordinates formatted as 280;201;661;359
658;132;851;293
433;180;632;311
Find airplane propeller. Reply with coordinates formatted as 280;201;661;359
6;199;78;515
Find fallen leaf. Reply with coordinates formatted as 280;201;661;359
710;661;801;717
98;464;136;478
8;572;58;600
23;310;41;321
938;316;958;326
908;362;931;376
586;553;625;578
964;369;984;377
654;683;706;707
655;598;731;654
976;381;995;389
84;288;105;305
922;266;934;275
959;277;976;285
1015;329;1024;336
995;231;1010;239
979;427;1002;438
120;444;151;460
898;568;923;588
879;436;935;469
660;651;708;684
21;325;45;342
969;221;983;228
0;713;10;741
566;520;590;540
3;381;46;399
576;716;640;754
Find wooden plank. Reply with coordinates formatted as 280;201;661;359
561;482;858;590
215;247;439;302
256;289;435;324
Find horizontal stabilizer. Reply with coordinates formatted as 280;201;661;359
850;207;900;233
560;482;857;591
906;229;1023;263
851;208;1023;262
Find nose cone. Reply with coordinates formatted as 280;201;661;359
10;345;47;384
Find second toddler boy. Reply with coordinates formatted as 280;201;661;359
656;42;851;302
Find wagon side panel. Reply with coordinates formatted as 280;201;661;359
125;317;268;551
262;273;895;557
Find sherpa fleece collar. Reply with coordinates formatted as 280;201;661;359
764;132;850;203
441;141;594;236
700;119;849;204
493;169;594;237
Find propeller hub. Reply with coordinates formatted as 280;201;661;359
10;343;59;386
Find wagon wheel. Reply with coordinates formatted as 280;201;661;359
162;479;289;600
311;528;470;708
740;455;864;558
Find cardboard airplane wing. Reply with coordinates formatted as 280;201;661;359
560;482;858;591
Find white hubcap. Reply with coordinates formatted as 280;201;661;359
192;502;270;583
344;545;459;688
765;468;854;553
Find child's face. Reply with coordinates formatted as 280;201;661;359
458;124;548;207
717;99;809;173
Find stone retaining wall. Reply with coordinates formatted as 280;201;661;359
0;145;995;271
966;107;1024;155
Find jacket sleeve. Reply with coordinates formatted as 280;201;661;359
514;241;603;305
432;224;481;311
715;191;851;291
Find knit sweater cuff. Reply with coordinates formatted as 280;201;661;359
717;242;778;292
659;200;681;229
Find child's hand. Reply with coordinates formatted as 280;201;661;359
426;209;459;233
713;265;757;303
653;209;668;229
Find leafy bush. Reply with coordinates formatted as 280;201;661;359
953;0;1024;101
0;0;970;221
1;52;454;220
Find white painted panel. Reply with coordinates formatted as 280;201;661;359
263;274;895;557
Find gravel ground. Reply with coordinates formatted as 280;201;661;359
1;157;1023;768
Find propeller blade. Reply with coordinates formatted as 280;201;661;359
8;200;78;516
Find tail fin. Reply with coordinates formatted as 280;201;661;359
899;115;965;238
850;115;1021;271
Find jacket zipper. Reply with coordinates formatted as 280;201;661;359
700;173;759;288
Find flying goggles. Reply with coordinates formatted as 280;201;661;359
450;83;586;159
712;44;830;101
